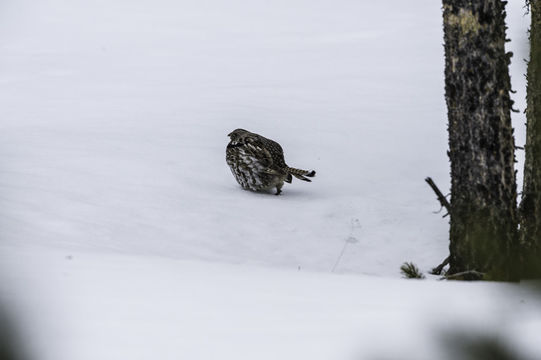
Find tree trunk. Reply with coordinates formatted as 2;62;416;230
443;0;518;280
520;0;541;278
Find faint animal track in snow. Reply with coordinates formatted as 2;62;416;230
332;218;361;272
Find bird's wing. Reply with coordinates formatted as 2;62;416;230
242;138;274;169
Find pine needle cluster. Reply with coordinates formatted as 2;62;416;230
400;262;425;279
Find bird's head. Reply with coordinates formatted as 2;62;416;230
227;128;251;143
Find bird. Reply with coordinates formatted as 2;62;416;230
226;128;316;195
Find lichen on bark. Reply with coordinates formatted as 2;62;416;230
446;8;483;34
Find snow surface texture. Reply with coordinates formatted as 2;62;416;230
0;0;539;359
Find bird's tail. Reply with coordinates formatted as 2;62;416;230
286;167;316;182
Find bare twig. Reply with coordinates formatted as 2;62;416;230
431;256;450;275
425;177;453;274
425;177;451;217
441;270;485;281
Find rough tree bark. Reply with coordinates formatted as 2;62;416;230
520;0;541;278
443;0;518;280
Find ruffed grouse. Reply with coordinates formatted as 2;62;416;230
226;129;315;195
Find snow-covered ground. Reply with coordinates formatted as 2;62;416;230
0;0;538;359
2;247;541;360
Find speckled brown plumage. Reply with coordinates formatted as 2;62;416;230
226;129;315;195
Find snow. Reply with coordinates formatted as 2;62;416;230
3;247;541;360
0;0;538;359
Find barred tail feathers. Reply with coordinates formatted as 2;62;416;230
286;167;316;182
